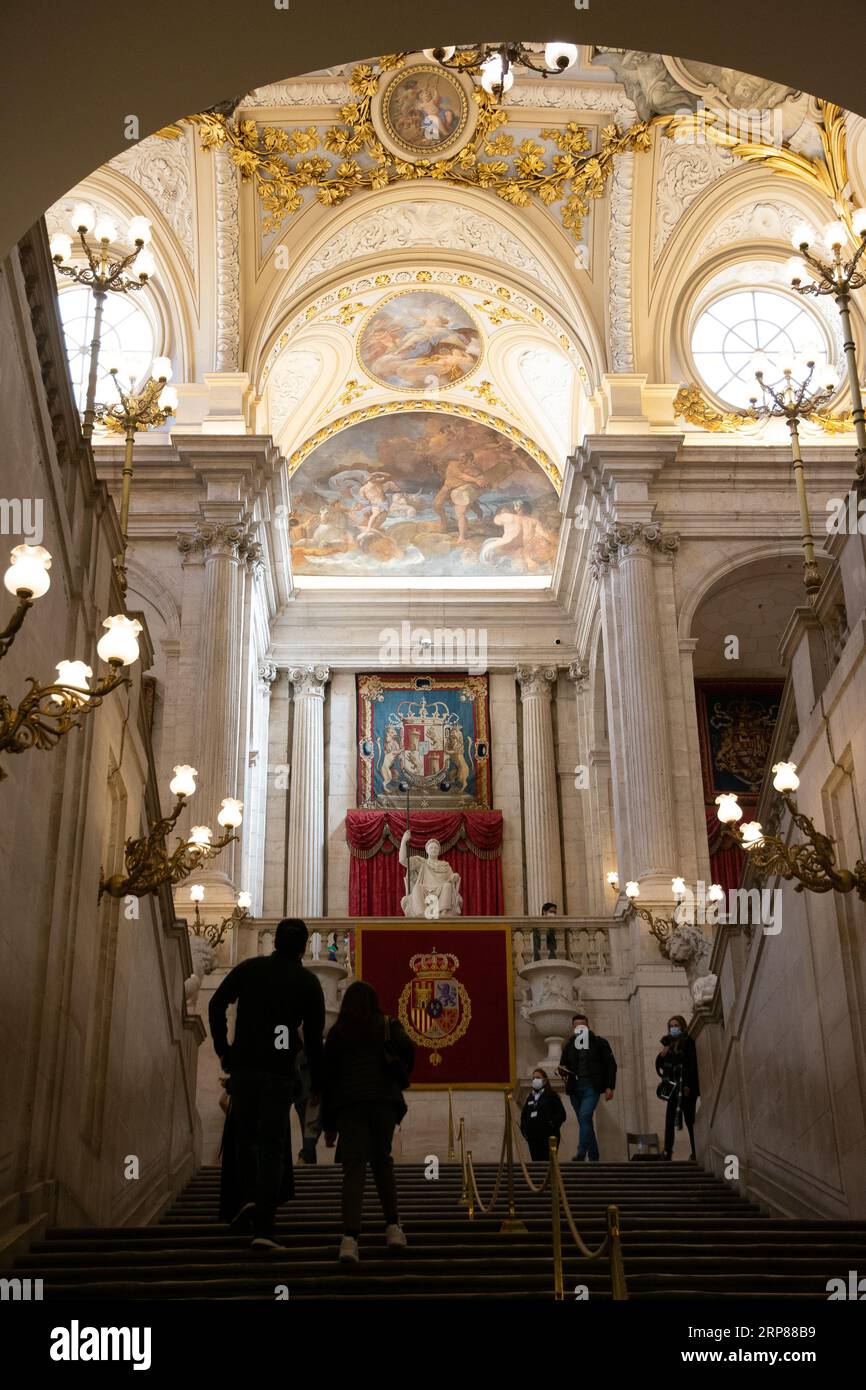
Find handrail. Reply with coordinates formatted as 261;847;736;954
549;1136;628;1301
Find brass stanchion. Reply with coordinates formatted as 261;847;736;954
499;1090;528;1234
466;1149;475;1221
607;1204;628;1302
447;1087;454;1161
550;1135;564;1300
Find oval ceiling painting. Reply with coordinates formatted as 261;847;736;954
358;290;482;391
288;411;561;580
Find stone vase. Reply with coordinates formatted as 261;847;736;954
305;958;348;1033
518;958;582;1076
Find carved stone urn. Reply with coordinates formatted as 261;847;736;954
518;959;582;1075
305;958;349;1033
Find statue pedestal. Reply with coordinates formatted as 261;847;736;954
305;958;348;1032
519;959;582;1075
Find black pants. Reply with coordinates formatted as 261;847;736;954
230;1068;294;1236
527;1131;561;1162
337;1102;399;1237
664;1091;697;1157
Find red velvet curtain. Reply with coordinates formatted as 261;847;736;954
705;807;746;895
346;810;504;917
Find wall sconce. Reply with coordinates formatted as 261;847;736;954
716;763;866;900
187;883;252;949
99;767;243;901
1;545;52;659
0;607;140;781
612;875;725;952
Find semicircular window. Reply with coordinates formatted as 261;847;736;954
58;285;156;412
691;288;830;408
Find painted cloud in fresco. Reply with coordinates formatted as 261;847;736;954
288;412;561;579
358;290;482;391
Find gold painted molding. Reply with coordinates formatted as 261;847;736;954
674;383;855;435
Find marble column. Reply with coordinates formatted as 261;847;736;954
176;521;252;891
286;664;331;917
516;665;563;915
602;522;680;888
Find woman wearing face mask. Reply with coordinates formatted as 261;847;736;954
655;1015;700;1161
519;1068;567;1161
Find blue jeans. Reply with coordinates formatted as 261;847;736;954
569;1084;601;1161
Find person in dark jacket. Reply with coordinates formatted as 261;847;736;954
209;918;325;1247
557;1011;617;1162
322;980;415;1266
655;1014;700;1160
520;1068;567;1161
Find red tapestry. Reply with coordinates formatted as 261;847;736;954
355;923;514;1088
346;810;504;917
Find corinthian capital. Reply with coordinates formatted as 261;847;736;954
601;522;680;564
516;664;558;700
176;521;248;562
288;664;331;699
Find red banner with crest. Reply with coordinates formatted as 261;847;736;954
355;923;514;1089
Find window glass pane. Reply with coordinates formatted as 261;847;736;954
58;286;155;412
692;288;829;406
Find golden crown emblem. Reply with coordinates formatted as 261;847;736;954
408;949;460;979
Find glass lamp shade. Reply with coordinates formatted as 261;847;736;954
544;41;578;71
624;880;640;900
135;248;156;280
169;764;198;797
791;222;815;250
94;216;118;244
51;660;93;704
158;385;178;413
671;876;687;897
852;207;866;240
824;219;848;251
606;870;619;889
217;797;244;829
422;46;456;62
799;339;822;367
96;614;142;666
4;544;52;598
189;883;205;903
707;883;725;903
151;355;173;382
237;890;253;911
740;821;765;848
820;362;838;392
715;792;743;824
480;54;513;94
72;202;96;234
127;215;152;245
772;760;800;793
50;232;73;263
188;825;213;848
782;255;807;285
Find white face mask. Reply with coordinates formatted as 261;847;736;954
531;1077;544;1091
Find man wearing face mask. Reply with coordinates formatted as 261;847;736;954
557;1012;617;1162
656;1014;700;1160
519;1068;567;1161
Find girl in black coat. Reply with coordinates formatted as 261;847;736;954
520;1068;567;1161
655;1014;700;1160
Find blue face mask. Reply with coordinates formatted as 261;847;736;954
669;1027;682;1038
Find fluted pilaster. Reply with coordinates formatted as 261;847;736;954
286;664;330;916
516;664;563;915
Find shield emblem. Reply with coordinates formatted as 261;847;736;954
398;949;471;1065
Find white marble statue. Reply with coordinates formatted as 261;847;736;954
399;832;462;917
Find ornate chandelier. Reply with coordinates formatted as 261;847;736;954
421;42;579;97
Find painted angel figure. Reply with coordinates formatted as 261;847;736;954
399;832;462;917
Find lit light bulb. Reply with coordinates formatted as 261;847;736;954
750;351;771;379
135;248;156;280
169;765;198;797
852;207;866;240
782;255;807;286
480;53;513;94
820;362;838;393
72;202;96;234
606;870;619;889
237;890;253;911
790;222;815;250
708;884;725;903
772;760;800;793
189;883;205;903
3;543;52;598
544;41;578;72
799;339;821;368
671;876;687;897
50;232;73;264
151;355;173;382
127;215;152;245
624;880;640;900
422;46;456;62
715;792;743;824
824;219;848;251
741;821;765;848
217;797;244;829
96;614;142;666
188;826;213;848
158;385;178;413
51;660;93;705
94;216;118;244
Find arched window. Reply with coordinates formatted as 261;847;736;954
691;287;832;409
58;285;156;412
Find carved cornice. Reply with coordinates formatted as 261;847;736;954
516;664;558;700
288;664;331;698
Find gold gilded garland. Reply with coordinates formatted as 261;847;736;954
674;384;855;435
185;55;653;239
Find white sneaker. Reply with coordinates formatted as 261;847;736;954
385;1223;407;1250
339;1235;360;1265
